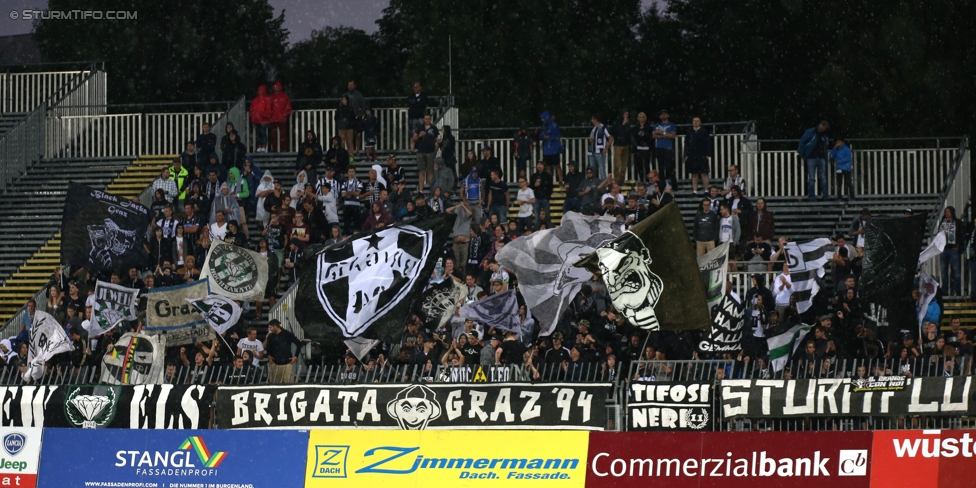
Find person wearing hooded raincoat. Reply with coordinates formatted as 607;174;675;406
226;167;251;238
255;170;275;223
210;182;243;235
431;157;455;198
539;111;564;183
221;129;247;171
290;171;310;209
269;81;292;151
251;85;272;152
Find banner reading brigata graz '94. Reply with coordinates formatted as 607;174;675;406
721;377;976;418
217;383;609;430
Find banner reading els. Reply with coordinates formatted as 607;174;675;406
587;431;872;488
871;430;976;488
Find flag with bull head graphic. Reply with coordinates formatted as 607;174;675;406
575;202;709;331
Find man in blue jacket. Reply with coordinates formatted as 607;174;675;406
830;137;853;200
797;121;831;201
539;111;564;183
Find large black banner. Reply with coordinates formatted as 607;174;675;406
0;384;214;428
61;182;150;270
295;216;455;354
720;377;975;418
628;381;713;431
860;214;926;331
216;383;609;430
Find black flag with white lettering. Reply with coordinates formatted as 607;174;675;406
699;293;746;353
295;215;456;354
61;182;150;270
860;214;926;331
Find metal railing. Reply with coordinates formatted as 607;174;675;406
0;103;45;194
245;95;453;153
743;136;965;198
0;67;101;114
457;121;749;183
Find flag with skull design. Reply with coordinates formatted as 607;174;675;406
575;202;709;331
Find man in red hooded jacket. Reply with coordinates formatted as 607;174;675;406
269;81;292;152
250;85;272;152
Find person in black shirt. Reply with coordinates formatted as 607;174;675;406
225;355;252;384
498;331;527;365
562;162;584;214
296;130;323;182
196;122;217;161
529;162;553;226
486;170;510;224
441;125;457;175
632;112;654;182
477;146;501;180
407;81;428;152
544;333;571;365
264;319;305;384
512;126;534;180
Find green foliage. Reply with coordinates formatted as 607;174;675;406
31;0;976;138
33;0;287;105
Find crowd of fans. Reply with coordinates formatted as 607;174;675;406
7;79;968;389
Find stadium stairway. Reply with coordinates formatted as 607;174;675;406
0;113;27;137
0;155;174;322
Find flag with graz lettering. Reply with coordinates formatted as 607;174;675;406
61;182;150;270
295;215;456;355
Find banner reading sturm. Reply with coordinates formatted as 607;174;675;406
628;382;713;431
217;383;609;430
721;377;976;419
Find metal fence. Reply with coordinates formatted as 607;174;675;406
743;137;965;198
0;103;45;194
245;95;454;153
0;69;100;114
457;122;748;183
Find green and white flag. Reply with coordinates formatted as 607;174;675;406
767;323;812;372
90;280;139;338
200;241;269;302
188;294;242;335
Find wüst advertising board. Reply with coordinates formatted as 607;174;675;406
587;431;873;488
36;428;308;488
871;430;976;488
305;430;588;487
0;428;41;488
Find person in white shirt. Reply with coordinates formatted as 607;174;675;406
312;182;338;224
236;327;265;367
717;204;741;250
773;261;792;318
600;180;625;208
209;210;228;242
515;177;535;233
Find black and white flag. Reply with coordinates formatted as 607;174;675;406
188;294;242;335
698;242;730;311
458;289;520;333
24;311;74;382
495;212;623;336
699;292;746;353
200;241;269;302
295;215;456;351
89;281;139;338
576;202;709;331
860;215;926;331
420;279;463;329
61;182;150;270
628;382;713;431
784;238;834;314
145;280;212;346
100;332;165;385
